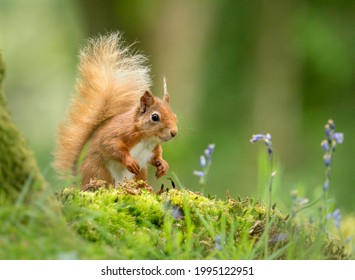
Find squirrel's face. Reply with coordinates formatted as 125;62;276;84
137;91;178;143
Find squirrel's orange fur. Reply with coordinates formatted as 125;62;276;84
54;33;177;189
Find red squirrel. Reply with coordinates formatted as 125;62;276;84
54;33;178;190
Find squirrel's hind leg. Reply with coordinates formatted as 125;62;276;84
80;156;114;190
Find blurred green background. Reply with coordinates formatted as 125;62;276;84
1;0;354;212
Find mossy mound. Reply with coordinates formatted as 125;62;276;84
58;185;347;259
0;183;347;259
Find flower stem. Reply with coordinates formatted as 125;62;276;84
200;161;211;194
264;154;275;259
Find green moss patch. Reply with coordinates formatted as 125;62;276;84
57;185;347;259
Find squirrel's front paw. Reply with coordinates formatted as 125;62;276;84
155;159;169;179
125;157;140;175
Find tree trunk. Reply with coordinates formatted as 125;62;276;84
0;53;46;200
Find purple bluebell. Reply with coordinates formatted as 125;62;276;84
193;171;205;177
249;133;273;156
333;133;344;144
321;140;330;152
204;143;215;159
331;208;341;228
323;154;331;167
215;235;222;251
250;132;275;224
325;124;332;140
171;205;184;220
323;119;343;145
200;155;207;168
333;208;340;217
208;144;215;153
194;144;216;187
250;134;265;143
270;233;287;243
204;149;210;158
323;180;330;191
320;120;344;194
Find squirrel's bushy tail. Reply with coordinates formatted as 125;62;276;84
54;32;151;174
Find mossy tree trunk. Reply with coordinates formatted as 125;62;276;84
0;53;46;200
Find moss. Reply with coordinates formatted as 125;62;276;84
58;186;348;259
0;53;46;200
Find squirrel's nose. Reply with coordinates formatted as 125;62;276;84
170;130;177;138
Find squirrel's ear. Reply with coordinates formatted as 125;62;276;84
163;77;170;104
140;91;155;113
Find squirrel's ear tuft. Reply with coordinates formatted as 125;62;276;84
163;77;170;104
140;91;155;113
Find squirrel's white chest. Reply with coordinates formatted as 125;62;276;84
108;139;157;185
130;140;156;166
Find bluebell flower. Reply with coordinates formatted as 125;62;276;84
270;233;288;243
329;208;341;228
193;171;205;177
204;144;215;160
321;140;329;152
320;120;344;195
171;205;184;220
215;235;222;251
250;134;265;143
323;120;343;145
200;155;207;168
166;201;184;220
208;144;215;153
250;132;275;226
333;133;344;144
250;133;273;155
323;154;331;167
332;208;340;217
194;144;215;188
323;180;330;191
204;149;210;159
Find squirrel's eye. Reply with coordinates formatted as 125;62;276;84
151;113;160;122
